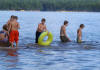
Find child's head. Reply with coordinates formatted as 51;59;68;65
80;24;85;29
11;15;14;18
3;24;8;31
64;20;68;26
41;18;46;24
13;16;18;20
10;15;14;21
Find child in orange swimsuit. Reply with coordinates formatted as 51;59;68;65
9;16;20;48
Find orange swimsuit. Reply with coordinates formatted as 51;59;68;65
9;30;19;43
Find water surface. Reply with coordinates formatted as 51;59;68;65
0;11;100;70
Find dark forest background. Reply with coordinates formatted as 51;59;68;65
0;0;100;11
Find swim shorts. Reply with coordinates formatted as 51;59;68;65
77;38;82;43
60;36;70;42
35;31;42;43
9;30;19;43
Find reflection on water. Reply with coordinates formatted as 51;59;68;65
0;11;100;70
0;41;100;70
7;49;18;56
0;49;19;70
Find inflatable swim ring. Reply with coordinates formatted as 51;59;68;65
38;32;53;46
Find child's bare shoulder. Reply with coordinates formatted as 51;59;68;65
7;20;10;23
15;22;19;24
77;28;80;32
38;23;41;26
7;20;11;24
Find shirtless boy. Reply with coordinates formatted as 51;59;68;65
35;18;47;43
77;24;85;43
60;20;71;42
9;16;20;48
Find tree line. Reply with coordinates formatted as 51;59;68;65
0;0;100;12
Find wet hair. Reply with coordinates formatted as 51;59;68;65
3;24;8;31
13;16;18;20
41;18;46;22
64;20;68;25
11;15;14;19
80;24;85;28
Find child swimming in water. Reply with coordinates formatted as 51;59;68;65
77;24;85;43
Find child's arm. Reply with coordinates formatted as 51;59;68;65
8;23;11;33
5;34;8;39
5;31;8;39
44;25;48;32
17;22;20;29
7;20;10;25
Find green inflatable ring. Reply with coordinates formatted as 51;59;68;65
38;32;53;46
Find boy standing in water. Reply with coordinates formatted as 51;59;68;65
35;18;47;43
60;20;71;42
9;16;20;48
77;24;85;43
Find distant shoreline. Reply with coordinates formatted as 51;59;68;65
0;10;100;12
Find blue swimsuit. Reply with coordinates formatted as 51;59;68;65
0;31;8;42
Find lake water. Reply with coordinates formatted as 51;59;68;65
0;11;100;70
